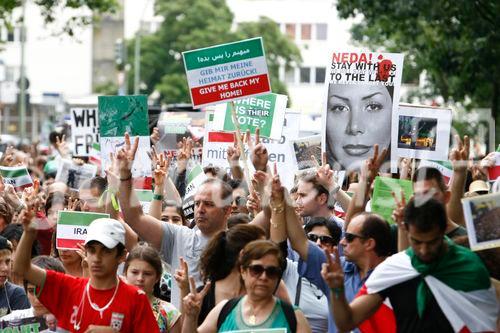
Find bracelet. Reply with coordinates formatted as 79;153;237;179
120;174;132;181
270;202;285;214
153;194;164;201
330;286;345;299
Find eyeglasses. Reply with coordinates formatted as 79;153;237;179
246;264;282;279
344;232;366;243
307;233;335;245
232;196;247;206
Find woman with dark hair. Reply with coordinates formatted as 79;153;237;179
125;243;181;333
182;240;311;332
161;201;187;226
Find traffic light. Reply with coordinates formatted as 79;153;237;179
114;39;125;70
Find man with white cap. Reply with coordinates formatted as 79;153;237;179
14;212;159;333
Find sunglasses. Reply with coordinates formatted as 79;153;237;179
246;264;282;279
344;232;366;243
307;233;335;245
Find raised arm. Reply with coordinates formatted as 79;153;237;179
448;135;469;227
227;134;244;180
149;148;172;219
116;133;164;249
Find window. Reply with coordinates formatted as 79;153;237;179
315;67;326;83
285;68;295;84
285;24;296;39
300;67;311;83
316;23;327;40
7;28;14;42
301;24;311;40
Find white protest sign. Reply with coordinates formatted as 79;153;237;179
55;159;98;190
70;107;99;156
56;211;110;250
202;110;300;189
393;104;452;162
462;192;500;251
182;164;208;221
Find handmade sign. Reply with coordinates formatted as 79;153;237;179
371;176;413;224
55;159;98;190
182;164;208;221
183;37;271;108
56;211;110;250
462;192;500;251
0;166;33;191
71;107;99;156
393;104;452;162
321;51;404;172
98;95;151;187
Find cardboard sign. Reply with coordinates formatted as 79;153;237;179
212;93;288;140
71;107;99;156
462;192;500;251
371;176;413;224
183;37;271;108
202;110;300;189
0;166;33;191
56;211;110;250
393;104;452;162
98;95;151;184
55;159;98;190
182;165;208;221
321;51;404;172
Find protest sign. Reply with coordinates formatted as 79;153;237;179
0;166;33;191
135;189;154;213
290;135;322;171
487;152;500;180
0;316;48;331
419;159;453;185
98;95;151;187
55;159;98;190
56;211;110;250
71;107;99;156
321;51;404;172
202;111;300;189
89;142;101;168
183;37;271;108
393;104;452;162
182;164;208;221
371;176;413;224
462;192;500;251
212;93;288;140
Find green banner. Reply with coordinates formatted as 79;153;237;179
58;211;110;227
371;176;413;224
98;95;149;137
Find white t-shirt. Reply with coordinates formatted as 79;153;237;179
160;223;210;308
282;259;329;333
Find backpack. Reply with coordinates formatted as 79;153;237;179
216;296;297;333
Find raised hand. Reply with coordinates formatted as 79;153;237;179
173;257;190;294
0;146;15;166
252;170;270;196
360;144;388;183
321;247;344;290
270;163;284;205
246;189;262;215
76;243;90;278
116;132;139;180
247;128;268;172
314;152;338;192
182;277;211;318
177;137;193;173
391;190;407;228
450;135;470;172
226;134;242;167
152;150;171;189
67;196;80;211
150;127;160;145
55;134;70;158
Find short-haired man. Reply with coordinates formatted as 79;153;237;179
322;198;498;333
0;236;30;318
14;215;159;332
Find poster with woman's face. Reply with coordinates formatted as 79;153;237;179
321;52;404;171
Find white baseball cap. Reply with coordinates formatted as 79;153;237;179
84;218;126;249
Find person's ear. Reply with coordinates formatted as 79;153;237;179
364;238;376;252
444;190;451;204
317;193;328;205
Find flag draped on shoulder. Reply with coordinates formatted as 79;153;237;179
357;238;497;333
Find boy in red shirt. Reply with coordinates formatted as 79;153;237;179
14;212;159;333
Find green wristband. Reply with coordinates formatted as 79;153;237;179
330;287;345;299
153;194;164;201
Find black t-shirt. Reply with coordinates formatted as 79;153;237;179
378;277;453;333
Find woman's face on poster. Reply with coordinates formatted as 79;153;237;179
326;84;392;170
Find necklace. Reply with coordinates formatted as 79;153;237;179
246;296;273;326
86;277;120;319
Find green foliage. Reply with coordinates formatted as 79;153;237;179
94;80;118;95
129;0;301;105
337;0;500;144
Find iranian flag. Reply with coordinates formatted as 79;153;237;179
89;142;101;167
0;166;33;191
357;240;497;333
56;211;110;250
419;159;453;185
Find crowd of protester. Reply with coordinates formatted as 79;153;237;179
0;128;498;333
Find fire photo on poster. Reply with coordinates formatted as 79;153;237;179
462;192;500;251
397;116;438;151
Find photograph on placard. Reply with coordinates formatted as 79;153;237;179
321;51;404;171
290;135;322;171
397;116;437;151
462;192;500;251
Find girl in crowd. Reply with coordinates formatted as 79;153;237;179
124;243;181;333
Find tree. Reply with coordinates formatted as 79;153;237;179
336;0;500;145
129;0;301;105
0;0;118;36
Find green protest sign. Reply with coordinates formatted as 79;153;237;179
212;93;287;140
371;176;413;224
98;95;149;137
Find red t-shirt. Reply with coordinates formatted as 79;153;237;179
37;270;159;333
